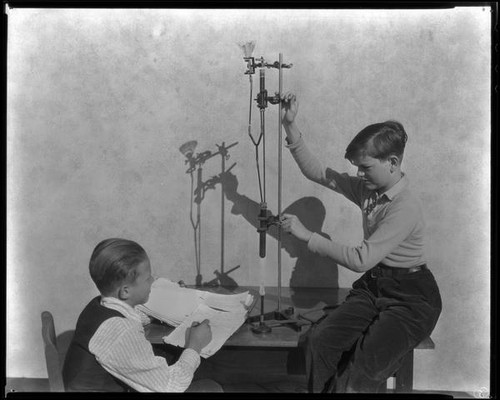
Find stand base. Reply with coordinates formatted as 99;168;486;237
246;307;294;323
247;307;302;332
251;322;272;334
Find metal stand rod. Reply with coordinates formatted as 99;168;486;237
220;146;225;275
251;293;272;334
277;53;283;312
196;167;203;287
262;108;266;203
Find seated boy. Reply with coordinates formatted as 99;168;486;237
279;92;442;392
62;238;222;392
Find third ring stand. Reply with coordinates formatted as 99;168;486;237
238;41;300;334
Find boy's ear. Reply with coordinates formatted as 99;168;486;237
389;155;400;171
118;284;130;301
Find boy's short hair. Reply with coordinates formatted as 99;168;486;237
344;120;408;161
89;238;148;296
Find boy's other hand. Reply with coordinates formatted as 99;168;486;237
281;213;313;242
185;319;212;354
281;92;299;125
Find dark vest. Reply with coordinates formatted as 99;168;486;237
62;296;133;392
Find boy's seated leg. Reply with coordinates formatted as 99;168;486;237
347;313;420;392
186;379;224;392
306;289;378;393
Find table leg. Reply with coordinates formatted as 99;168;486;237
395;350;414;393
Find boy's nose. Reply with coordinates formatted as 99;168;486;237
357;169;364;178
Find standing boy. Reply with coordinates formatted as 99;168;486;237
279;92;442;393
63;238;221;392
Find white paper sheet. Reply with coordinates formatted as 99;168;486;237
163;303;247;358
199;291;253;312
138;278;201;325
138;277;254;358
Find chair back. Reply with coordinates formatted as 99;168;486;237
41;311;65;392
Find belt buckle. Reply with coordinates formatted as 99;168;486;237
408;265;422;274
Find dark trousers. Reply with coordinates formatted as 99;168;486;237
305;266;442;393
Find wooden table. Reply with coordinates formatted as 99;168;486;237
144;285;434;393
144;286;350;348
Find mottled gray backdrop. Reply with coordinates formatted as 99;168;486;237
7;8;490;393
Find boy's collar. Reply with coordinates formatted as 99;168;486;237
101;295;130;307
380;173;408;200
100;296;142;321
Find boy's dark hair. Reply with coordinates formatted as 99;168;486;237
344;120;408;161
89;238;148;296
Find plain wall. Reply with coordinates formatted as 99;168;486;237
7;8;490;393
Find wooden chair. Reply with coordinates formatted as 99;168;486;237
41;311;66;392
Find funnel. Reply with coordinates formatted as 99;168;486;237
238;41;256;58
179;140;198;158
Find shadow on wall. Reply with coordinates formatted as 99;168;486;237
220;172;339;308
178;140;240;288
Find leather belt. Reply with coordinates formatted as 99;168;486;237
370;263;428;278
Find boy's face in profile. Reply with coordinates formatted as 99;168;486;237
127;259;154;306
350;153;393;193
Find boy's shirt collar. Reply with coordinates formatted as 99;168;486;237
379;173;408;201
100;296;143;324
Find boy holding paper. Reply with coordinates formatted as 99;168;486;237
62;238;222;392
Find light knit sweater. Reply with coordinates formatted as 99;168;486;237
287;136;426;272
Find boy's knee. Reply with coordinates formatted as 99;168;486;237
307;324;340;353
306;325;325;349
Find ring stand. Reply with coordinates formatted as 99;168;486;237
239;43;299;333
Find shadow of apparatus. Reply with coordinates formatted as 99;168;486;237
220;171;339;309
179;140;241;288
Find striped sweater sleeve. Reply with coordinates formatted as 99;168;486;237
89;316;200;392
